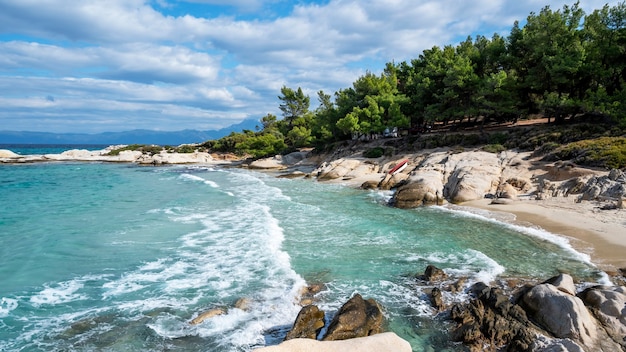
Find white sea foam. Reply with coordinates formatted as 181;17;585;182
405;249;505;285
30;280;88;307
439;205;594;266
180;173;219;188
0;297;18;317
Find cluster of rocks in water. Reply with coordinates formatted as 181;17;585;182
422;265;626;351
257;265;626;351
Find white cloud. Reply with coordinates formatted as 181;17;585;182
0;0;623;133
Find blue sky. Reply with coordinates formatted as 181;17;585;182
0;0;620;134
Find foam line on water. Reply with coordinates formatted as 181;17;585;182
29;280;88;307
179;173;219;188
439;205;594;266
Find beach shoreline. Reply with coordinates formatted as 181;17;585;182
461;197;626;271
3;145;625;274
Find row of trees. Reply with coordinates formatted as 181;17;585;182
208;2;626;158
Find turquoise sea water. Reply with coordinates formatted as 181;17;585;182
0;146;609;351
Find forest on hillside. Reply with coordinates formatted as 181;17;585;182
204;2;626;160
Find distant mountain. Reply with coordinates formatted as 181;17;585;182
0;119;261;145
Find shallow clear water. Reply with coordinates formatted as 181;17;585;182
0;155;607;351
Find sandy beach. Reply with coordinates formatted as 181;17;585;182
463;197;626;271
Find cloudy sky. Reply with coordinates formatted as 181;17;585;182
0;0;619;134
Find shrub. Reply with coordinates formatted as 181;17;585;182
554;137;626;169
483;144;506;153
363;147;384;158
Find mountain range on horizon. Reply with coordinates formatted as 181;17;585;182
0;119;261;146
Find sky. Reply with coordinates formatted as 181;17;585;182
0;0;620;134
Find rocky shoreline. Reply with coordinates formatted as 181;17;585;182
3;143;626;351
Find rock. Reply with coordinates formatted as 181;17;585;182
497;182;518;199
322;294;384;341
418;265;448;282
249;156;287;170
450;286;536;351
450;277;468;293
277;171;306;179
578;285;626;350
281;151;310;165
543;273;576;296
254;332;412;352
189;308;225;325
429;287;445;311
235;297;252;311
545;161;595;181
393;180;444;208
521;283;597;346
284;305;325;340
0;149;20;158
360;180;380;190
316;159;362;181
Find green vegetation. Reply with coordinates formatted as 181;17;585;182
363;147;385;158
553;137;626;169
205;2;626;167
106;144;164;156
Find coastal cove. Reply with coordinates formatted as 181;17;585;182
1;144;625;351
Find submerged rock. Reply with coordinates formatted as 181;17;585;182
189;308;225;325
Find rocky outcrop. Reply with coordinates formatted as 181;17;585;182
520;283;598;346
279;293;385;344
254;332;412;352
450;283;538;351
322;294;385;341
417;268;626;352
284;305;325;340
578;285;626;350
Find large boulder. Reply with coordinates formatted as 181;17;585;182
578;285;626;349
249;156;287;170
0;149;19;158
284;305;325;340
316;159;362;181
393;171;445;208
322;294;384;341
543;273;576;296
254;332;411;352
521;283;598;346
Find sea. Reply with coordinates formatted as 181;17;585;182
0;144;610;351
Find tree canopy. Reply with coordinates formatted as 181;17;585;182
209;1;626;159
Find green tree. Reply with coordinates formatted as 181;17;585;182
278;86;310;128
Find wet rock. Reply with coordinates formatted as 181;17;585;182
235;297;252;311
284;305;325;340
360;180;380;190
450;285;536;351
417;265;448;283
429;287;445;311
322;294;384;341
189;308;225;325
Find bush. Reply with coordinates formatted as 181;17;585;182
554;137;626;169
106;144;163;156
363;147;384;158
483;144;505;153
